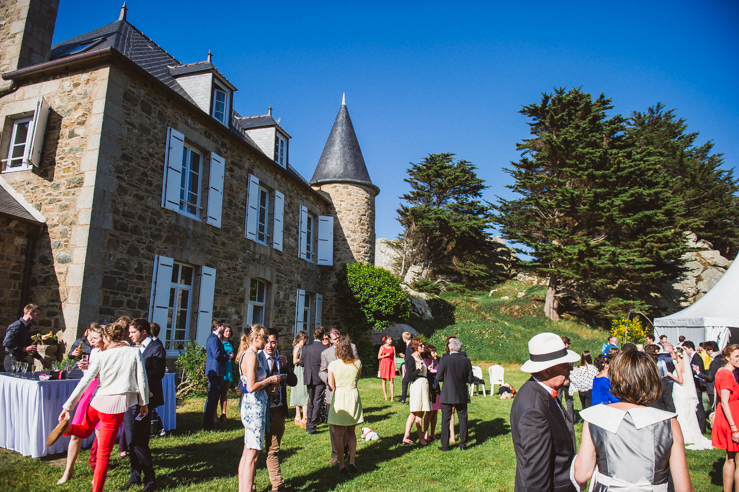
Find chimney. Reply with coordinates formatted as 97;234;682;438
0;0;60;83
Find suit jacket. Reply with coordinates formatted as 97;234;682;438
436;352;473;404
510;378;577;492
320;343;359;404
690;352;706;392
258;350;297;415
142;338;167;408
3;319;43;361
302;340;328;386
699;355;722;397
205;332;229;378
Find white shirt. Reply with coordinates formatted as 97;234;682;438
138;336;152;353
533;377;559;398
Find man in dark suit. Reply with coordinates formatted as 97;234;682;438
301;326;328;434
3;303;50;371
511;332;580;492
203;319;233;430
697;340;722;414
683;341;707;433
399;332;412;404
259;328;297;492
436;337;474;451
121;318;166;492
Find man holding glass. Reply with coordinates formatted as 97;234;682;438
3;303;50;372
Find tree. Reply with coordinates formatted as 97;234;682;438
496;88;691;320
626;104;739;258
397;153;495;286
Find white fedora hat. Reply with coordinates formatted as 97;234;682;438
520;332;581;373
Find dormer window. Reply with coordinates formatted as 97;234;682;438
274;134;286;167
212;86;228;125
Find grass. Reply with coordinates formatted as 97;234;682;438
0;374;727;491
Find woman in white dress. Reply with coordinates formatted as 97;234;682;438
671;346;713;450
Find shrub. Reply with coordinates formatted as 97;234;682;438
334;262;411;339
174;341;208;396
610;315;648;345
356;340;379;376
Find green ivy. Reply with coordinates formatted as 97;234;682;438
334;261;411;339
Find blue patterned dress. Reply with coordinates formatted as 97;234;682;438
240;349;268;449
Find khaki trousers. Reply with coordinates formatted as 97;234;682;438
265;406;287;491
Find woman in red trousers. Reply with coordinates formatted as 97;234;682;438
47;322;149;492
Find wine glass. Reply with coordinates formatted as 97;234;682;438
20;362;28;378
13;361;19;376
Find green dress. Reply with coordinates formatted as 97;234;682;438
327;359;364;426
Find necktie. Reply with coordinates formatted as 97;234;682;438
551;389;557;399
269;357;280;405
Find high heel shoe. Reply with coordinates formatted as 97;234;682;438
294;418;301;426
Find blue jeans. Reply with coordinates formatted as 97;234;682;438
203;375;223;428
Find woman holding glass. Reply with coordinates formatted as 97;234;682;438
237;324;281;492
218;324;235;422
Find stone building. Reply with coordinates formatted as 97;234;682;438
0;1;378;357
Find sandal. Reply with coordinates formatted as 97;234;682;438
294;418;301;426
300;419;307;429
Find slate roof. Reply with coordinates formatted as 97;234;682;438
238;115;279;130
0;178;45;224
310;103;378;194
49;19;313;187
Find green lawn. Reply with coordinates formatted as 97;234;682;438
0;370;727;491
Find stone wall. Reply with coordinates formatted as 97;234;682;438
0;216;36;354
1;68;109;342
0;0;59;87
82;63;334;344
174;72;213;114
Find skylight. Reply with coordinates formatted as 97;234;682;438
60;37;105;57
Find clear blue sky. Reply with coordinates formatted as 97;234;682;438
52;1;739;242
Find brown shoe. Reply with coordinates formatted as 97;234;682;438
46;419;69;447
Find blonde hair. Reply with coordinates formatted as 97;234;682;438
103;323;127;343
293;330;308;347
237;324;267;361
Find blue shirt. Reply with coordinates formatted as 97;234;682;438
592;376;620;405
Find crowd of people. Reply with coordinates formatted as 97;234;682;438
8;302;739;491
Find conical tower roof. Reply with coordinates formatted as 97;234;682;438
310;97;379;195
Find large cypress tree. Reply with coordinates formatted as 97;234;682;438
627;103;739;258
397;153;494;285
496;88;691;320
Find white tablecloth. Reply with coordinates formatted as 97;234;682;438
0;372;177;458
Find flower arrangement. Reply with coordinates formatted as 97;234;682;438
31;331;58;344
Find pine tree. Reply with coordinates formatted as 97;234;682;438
627;104;739;258
496;88;691;320
397;153;494;286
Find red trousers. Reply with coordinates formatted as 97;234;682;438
65;405;124;492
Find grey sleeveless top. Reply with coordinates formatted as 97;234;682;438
581;405;674;490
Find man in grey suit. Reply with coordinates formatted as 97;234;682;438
319;328;358;465
302;326;328;435
436;338;474;451
510;332;580;492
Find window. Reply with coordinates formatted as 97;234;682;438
247;279;267;326
299;205;316;262
150;255;217;351
166;262;194;343
257;187;270;244
295;290;322;337
59;37;105;57
245;174;284;250
179;145;202;217
274;134;286;167
5;117;32;171
213;88;227;124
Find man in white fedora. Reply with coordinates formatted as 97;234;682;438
511;332;581;492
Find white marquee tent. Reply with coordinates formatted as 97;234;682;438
654;254;739;349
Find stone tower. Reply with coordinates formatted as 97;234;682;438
310;95;379;267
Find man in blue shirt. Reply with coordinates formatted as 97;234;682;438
600;336;618;354
203;319;233;430
3;303;50;371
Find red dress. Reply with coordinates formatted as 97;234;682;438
712;368;739;451
378;346;396;379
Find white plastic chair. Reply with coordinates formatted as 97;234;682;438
469;365;486;397
489;364;505;395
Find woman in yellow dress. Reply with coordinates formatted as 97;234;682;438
328;337;364;475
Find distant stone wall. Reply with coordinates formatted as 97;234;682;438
0;217;35;355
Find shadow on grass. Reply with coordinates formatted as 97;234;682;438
468;417;509;446
284;429;431;491
710;456;724;486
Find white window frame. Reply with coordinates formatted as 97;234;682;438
256;186;270;245
166;262;195;344
179;144;203;219
301;294;312;333
305;214;314;262
247;278;267;326
212;85;229;126
274;134;286;167
4;117;33;172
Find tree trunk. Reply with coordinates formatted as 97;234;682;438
420;235;431;280
544;274;560;321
